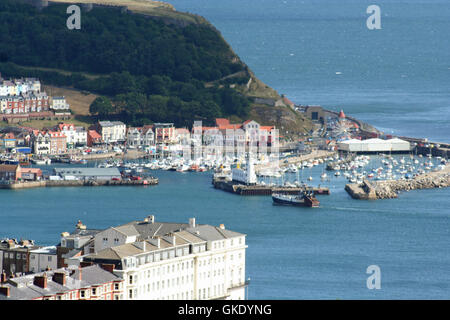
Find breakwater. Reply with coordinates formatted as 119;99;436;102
0;178;158;190
345;165;450;200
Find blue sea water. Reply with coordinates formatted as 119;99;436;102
1;0;450;300
1;158;449;299
169;0;450;143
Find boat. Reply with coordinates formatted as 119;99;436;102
272;190;320;208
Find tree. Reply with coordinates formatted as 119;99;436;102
89;96;114;118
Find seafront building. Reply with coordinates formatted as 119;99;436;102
95;121;127;144
61;216;248;300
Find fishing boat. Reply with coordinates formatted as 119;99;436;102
272;190;320;207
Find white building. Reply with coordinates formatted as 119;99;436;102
126;126;154;147
231;156;257;185
82;216;248;300
338;138;411;153
32;131;51;155
97;121;126;143
29;246;58;273
51;96;70;111
57;123;87;147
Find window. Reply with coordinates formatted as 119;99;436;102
80;290;85;298
114;238;119;245
114;283;119;290
48;256;52;262
92;288;96;295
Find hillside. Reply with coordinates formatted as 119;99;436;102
1;0;311;135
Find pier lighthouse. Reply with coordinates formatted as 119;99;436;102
232;154;257;185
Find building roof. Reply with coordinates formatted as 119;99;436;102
0;164;20;172
0;265;122;300
53;167;121;177
215;118;230;127
185;225;244;241
88;130;101;139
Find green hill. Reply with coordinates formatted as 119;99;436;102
0;0;311;136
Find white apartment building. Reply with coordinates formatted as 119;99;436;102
97;121;126;143
82;216;248;300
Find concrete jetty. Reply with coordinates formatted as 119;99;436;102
345;165;450;200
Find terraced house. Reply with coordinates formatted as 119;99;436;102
0;265;124;300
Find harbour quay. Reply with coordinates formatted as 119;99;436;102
0;166;158;190
212;176;329;196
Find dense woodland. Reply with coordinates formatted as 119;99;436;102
0;0;251;127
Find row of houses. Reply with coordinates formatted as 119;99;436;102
1;118;278;157
0;77;70;114
0;216;247;300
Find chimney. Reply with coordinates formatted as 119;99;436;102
78;266;82;281
33;274;47;289
53;272;66;286
135;241;146;251
0;286;10;298
148;215;155;223
80;261;93;268
0;271;6;284
100;264;115;273
172;235;176;246
189;218;196;228
219;224;225;230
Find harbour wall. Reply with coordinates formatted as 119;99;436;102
345;165;450;200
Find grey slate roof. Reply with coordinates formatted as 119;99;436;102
54;167;121;177
185;225;245;241
0;265;121;300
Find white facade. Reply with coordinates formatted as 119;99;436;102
51;96;70;110
33;132;51;155
338;138;410;153
29;246;58;273
232;157;257;185
126;127;154;147
84;217;248;301
59;124;87;146
98;121;126;143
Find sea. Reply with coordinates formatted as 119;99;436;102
1;0;450;299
